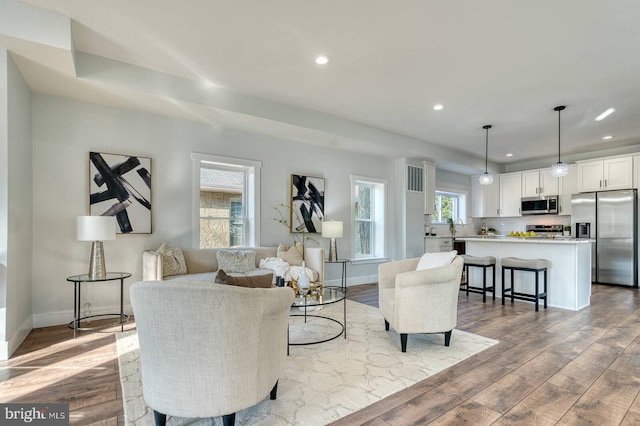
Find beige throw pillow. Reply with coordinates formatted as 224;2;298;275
277;242;304;266
216;249;256;273
156;242;187;277
416;250;457;271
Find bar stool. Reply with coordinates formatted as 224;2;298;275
501;257;549;311
461;255;496;303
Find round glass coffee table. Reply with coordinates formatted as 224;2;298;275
288;286;346;352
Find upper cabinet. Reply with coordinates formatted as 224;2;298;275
522;169;559;197
499;172;522;217
559;164;578;215
471;177;500;218
577;156;633;192
423;162;436;215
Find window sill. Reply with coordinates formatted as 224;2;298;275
350;257;389;266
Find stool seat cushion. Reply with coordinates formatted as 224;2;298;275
461;255;496;266
501;257;549;270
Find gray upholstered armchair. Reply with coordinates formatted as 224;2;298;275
130;280;294;426
378;255;464;352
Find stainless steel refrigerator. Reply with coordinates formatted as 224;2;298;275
571;190;637;286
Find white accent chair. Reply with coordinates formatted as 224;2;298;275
378;256;464;352
130;280;294;426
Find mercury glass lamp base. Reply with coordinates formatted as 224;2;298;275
88;241;107;280
328;238;338;262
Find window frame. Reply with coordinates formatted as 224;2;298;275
432;188;467;224
192;153;261;248
350;175;387;263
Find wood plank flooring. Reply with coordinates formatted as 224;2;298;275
1;284;640;425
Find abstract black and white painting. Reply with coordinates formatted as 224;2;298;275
89;152;152;234
290;174;324;233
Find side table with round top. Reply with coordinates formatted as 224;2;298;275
67;272;131;338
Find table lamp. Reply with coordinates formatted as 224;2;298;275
322;220;343;262
77;216;116;279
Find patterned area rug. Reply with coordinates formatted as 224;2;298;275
117;300;498;425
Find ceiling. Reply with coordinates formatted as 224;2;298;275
6;0;640;172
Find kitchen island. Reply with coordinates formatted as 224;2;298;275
456;236;593;311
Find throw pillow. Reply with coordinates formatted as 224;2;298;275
416;250;457;271
215;269;272;288
216;249;256;273
277;242;304;266
155;242;187;277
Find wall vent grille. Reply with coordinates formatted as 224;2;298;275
406;165;424;192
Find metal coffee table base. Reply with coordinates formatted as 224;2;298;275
288;314;345;346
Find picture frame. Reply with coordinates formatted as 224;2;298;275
89;151;152;234
290;174;325;233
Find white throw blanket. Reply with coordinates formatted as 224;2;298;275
259;257;315;282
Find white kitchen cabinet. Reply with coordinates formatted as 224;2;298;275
424;161;436;215
559;164;578;215
522;169;559;197
472;177;500;218
577;156;633;192
499;172;522;217
424;237;453;253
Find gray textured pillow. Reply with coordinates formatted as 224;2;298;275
216;249;256;273
156;242;187;277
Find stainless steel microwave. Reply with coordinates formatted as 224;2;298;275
521;196;559;215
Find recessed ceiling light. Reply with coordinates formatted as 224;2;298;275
602;135;614;140
315;55;330;65
595;107;615;121
433;104;444;111
505;153;513;157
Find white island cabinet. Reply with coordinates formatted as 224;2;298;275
456;237;593;311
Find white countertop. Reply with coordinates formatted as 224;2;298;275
456;236;593;244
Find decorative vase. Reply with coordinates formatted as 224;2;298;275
297;261;311;296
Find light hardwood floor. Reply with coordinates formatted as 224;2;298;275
2;284;640;425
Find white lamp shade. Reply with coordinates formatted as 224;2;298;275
322;220;343;238
76;216;117;241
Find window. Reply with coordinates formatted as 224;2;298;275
433;190;466;224
192;153;261;248
351;175;386;260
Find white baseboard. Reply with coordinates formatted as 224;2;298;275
1;315;33;360
324;274;378;287
33;304;134;328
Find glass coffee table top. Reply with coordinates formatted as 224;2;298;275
291;286;346;307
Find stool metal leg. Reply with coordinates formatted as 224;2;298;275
510;269;515;304
535;270;539;312
501;267;506;305
492;265;496;301
544;270;548;309
482;266;487;303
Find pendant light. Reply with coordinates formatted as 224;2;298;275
550;105;569;177
479;124;494;185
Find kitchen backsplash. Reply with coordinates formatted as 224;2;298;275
479;215;570;236
427;215;571;237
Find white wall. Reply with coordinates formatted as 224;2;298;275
0;50;7;347
0;50;33;359
31;95;397;327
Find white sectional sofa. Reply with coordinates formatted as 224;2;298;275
142;246;325;286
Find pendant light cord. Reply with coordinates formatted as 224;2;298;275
554;106;565;163
557;108;561;163
483;124;492;173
